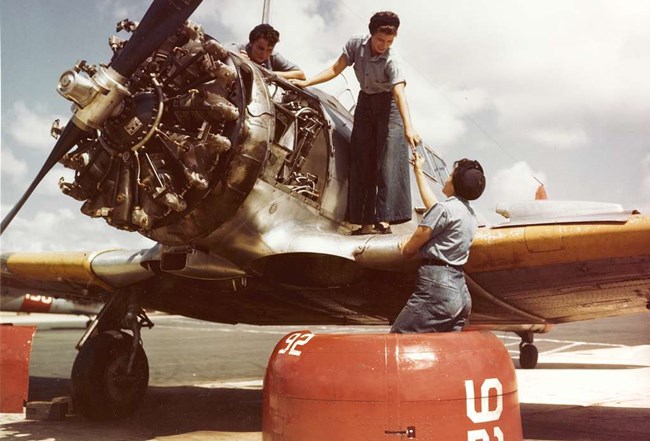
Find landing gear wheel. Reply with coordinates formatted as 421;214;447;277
519;342;538;369
71;331;149;420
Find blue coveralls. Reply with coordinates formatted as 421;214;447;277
391;196;478;333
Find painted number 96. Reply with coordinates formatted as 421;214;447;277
465;378;504;441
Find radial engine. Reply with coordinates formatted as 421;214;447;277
55;19;327;245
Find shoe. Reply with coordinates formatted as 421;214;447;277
375;223;393;234
350;227;378;235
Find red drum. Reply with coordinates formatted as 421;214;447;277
263;330;522;440
0;325;37;413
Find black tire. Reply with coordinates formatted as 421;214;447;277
71;331;149;420
519;342;539;369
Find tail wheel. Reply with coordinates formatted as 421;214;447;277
71;331;149;420
518;342;539;369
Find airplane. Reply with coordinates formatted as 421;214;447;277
1;0;649;421
0;291;102;319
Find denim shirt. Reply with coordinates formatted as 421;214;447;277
419;196;478;266
342;35;405;94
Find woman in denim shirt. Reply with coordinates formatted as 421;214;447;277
391;154;486;333
293;12;420;235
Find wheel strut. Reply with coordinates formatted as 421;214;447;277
123;301;153;375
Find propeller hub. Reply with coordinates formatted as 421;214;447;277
57;70;98;108
102;91;159;153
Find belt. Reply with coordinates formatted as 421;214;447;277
420;258;462;270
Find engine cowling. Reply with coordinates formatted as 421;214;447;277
56;20;273;245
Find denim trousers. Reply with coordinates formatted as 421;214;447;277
390;264;472;333
348;91;412;225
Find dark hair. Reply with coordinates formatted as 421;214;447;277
452;159;486;200
368;11;400;35
249;24;280;46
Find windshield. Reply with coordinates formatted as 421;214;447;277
416;144;449;184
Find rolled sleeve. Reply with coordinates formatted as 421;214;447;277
386;58;406;87
270;52;301;72
420;204;449;238
342;37;360;66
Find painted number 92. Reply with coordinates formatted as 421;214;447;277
278;332;314;357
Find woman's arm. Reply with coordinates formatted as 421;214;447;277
400;226;432;257
276;69;306;80
392;82;420;148
292;54;347;88
413;153;438;209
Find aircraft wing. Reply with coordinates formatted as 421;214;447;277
2;212;647;330
465;212;650;325
1;248;159;303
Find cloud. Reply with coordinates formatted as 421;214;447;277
374;1;650;153
1;207;155;252
489;161;547;205
40;167;76;197
528;127;588;150
93;0;149;22
7;101;64;150
0;148;28;184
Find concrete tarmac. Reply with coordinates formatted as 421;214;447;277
1;312;648;440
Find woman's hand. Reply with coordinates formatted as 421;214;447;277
404;127;421;149
410;152;425;172
290;79;308;88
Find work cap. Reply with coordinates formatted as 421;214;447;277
452;159;486;201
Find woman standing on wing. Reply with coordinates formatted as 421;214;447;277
293;11;420;235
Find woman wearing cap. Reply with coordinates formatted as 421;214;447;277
292;11;420;235
390;153;486;333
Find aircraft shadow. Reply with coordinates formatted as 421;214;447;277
137;385;262;433
43;326;90;331
7;377;647;441
28;377;262;431
515;361;644;370
521;403;650;441
5;377;261;441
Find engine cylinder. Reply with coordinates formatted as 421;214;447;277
56;22;273;244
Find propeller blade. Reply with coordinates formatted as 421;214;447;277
2;0;205;235
1;122;87;235
111;0;203;78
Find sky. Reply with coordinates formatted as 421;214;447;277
1;0;649;252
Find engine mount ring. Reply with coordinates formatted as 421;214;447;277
130;77;165;153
